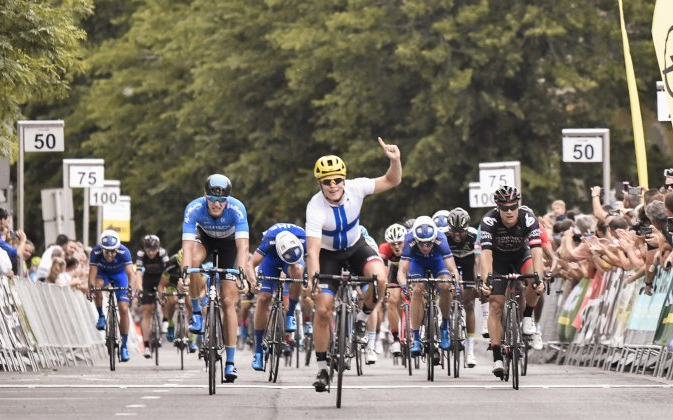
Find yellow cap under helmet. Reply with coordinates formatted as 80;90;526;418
314;155;346;180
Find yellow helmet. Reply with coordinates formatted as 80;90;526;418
314;155;346;180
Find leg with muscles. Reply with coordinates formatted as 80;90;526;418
521;258;541;336
252;291;272;371
188;243;207;333
462;287;478;367
286;264;304;332
118;297;131;362
480;295;490;337
365;307;378;364
488;294;505;376
410;282;426;356
141;303;153;358
438;280;453;350
360;259;387;344
222;280;240;381
312;291;334;392
94;278;106;330
387;286;401;355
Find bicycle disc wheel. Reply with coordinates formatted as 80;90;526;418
426;302;435;382
208;301;217;395
336;305;347;408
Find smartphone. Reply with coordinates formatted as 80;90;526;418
668;217;673;233
640;226;652;236
622;181;630;192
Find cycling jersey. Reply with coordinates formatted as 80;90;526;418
135;248;169;279
90;244;132;303
255;223;307;294
163;253;181;287
305;178;375;251
401;231;453;279
479;208;542;253
447;227;478;285
378;242;401;267
182;196;249;241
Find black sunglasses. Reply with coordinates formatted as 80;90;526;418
498;204;519;213
664;184;673;190
321;178;345;186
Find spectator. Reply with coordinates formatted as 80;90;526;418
0;246;12;276
0;207;27;274
35;234;75;281
662;168;673;193
552;199;567;221
644;188;664;204
46;257;67;286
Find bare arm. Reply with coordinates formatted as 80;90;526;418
397;259;410;287
373;137;402;193
591;186;608;223
306;236;322;291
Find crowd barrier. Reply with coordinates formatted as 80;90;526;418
533;267;673;380
0;276;106;372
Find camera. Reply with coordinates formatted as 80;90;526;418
622;181;630;192
637;225;652;236
8;230;19;240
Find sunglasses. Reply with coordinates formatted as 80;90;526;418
498;204;519;213
321;178;345;186
418;241;434;248
206;195;228;203
664;184;673;190
103;249;117;255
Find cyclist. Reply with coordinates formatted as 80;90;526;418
181;174;251;382
89;230;137;362
136;234;170;359
163;249;197;352
249;223;306;371
378;223;407;356
437;208;480;368
307;137;402;392
478;186;545;377
359;225;382;364
398;216;460;359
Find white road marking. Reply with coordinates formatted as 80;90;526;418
115;414;137;417
125;404;146;408
1;384;671;390
141;396;161;400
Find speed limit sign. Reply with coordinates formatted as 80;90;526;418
21;121;65;152
562;137;603;162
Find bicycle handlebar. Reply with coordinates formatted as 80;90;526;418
161;291;189;298
312;272;379;303
185;266;248;291
257;275;308;288
90;286;131;292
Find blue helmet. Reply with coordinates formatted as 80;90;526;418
204;174;232;197
412;216;438;243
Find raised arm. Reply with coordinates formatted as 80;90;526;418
373;137;402;193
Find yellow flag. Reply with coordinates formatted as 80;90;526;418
618;0;648;188
652;0;673;130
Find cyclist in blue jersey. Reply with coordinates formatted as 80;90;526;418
180;174;251;382
248;223;306;371
306;137;402;392
397;216;461;358
89;230;138;362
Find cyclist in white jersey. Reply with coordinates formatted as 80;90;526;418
306;137;402;392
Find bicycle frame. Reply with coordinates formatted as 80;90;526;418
90;285;130;372
162;290;189;370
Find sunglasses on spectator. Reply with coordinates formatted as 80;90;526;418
206;195;228;203
498;204;519;213
664;184;673;190
418;241;434;248
321;178;345;186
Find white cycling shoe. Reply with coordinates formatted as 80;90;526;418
365;348;378;365
492;360;504;377
531;332;543;350
390;341;402;356
466;353;477;368
522;317;536;335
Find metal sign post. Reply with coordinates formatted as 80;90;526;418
562;128;610;204
90;180;121;241
62;159;104;247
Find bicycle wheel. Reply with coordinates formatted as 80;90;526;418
295;329;300;369
336;304;347;408
452;302;461;378
521;337;529;376
304;332;313;367
403;306;412;376
176;309;185;370
271;307;284;383
207;300;217;395
510;307;520;390
426;301;435;382
152;309;161;367
353;311;363;376
106;299;116;372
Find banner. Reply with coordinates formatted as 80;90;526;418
652;0;673;130
558;278;589;342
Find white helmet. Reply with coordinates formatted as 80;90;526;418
432;210;450;233
100;229;121;250
275;231;304;264
412;216;438;243
384;223;407;243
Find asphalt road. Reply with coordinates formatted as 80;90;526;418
1;337;671;420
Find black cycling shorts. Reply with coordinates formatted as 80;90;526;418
196;226;238;269
387;264;399;285
141;275;162;305
318;236;383;296
489;249;532;296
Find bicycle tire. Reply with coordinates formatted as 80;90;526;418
208;300;217;395
295;329;300;369
354;314;363;377
452;301;461;378
521;337;529;376
511;307;520;390
403;305;412;376
304;333;313;367
107;297;117;372
153;309;161;367
426;300;435;382
336;304;347;408
502;308;511;383
271;306;283;383
176;309;185;370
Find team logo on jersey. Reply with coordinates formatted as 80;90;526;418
525;214;536;227
483;217;496;227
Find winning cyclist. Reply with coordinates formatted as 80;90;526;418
379;223;407;356
181;174;251;382
398;216;460;360
89;230;138;362
435;208;480;368
249;223;306;371
306;137;401;392
135;234;170;359
478;186;545;377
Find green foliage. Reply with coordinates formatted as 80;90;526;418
18;0;668;252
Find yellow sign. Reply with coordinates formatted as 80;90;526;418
653;0;673;130
102;195;131;242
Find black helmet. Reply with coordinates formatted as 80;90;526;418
204;174;232;197
403;218;416;230
448;208;470;230
143;234;160;251
493;185;521;204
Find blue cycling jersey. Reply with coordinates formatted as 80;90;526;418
256;223;307;258
400;230;453;261
182;196;249;241
89;244;133;273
